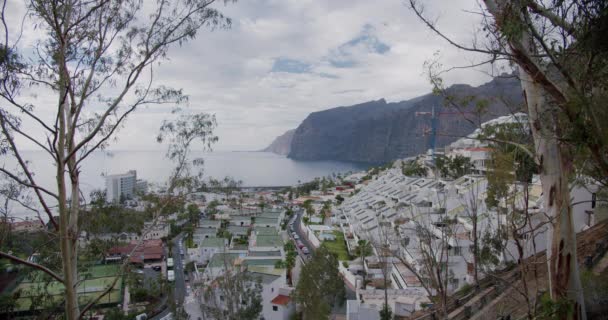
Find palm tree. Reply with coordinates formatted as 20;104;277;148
355;239;373;288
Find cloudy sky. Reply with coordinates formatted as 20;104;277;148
8;0;496;152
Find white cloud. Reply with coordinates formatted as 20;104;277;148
7;0;497;152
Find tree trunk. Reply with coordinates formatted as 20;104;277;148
518;69;585;319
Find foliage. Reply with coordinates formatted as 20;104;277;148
481;123;538;208
354;239;373;260
536;292;575;319
294;246;345;320
335;195;345;205
379;303;392;320
296;180;320;196
401;160;428;177
434;155;473;179
202;270;263;320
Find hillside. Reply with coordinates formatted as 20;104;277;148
283;76;523;163
261;129;295;155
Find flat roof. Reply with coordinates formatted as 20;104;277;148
208;253;241;268
255;217;279;225
248;250;282;257
254;226;278;235
254;234;283;247
200;237;225;248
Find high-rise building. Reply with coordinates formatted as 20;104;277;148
106;170;137;203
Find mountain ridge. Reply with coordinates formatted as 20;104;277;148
263;75;523;163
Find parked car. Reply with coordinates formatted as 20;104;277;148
293;234;300;240
302;247;309;254
152;265;162;271
296;241;304;249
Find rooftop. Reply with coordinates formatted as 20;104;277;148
208;253;241;268
271;294;291;305
255;217;280;225
254;226;278;235
248;250;282;257
200;237;226;248
254;234;283;247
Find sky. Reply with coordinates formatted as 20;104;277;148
6;0;498;152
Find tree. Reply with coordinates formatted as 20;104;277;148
379;304;392;320
0;1;232;317
186;203;201;227
335;194;345;205
294;246;345;320
302;199;315;218
407;1;608;316
401;159;428;177
201;263;263;320
284;242;297;285
354;239;373;287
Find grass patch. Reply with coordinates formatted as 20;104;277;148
322;231;350;261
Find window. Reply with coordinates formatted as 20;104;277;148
271;288;274;292
273;306;278;311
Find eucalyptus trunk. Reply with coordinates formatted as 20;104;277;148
518;69;585;319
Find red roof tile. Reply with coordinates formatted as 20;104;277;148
271;294;291;306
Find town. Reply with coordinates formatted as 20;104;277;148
1;113;606;320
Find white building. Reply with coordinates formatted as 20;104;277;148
106;170;138;203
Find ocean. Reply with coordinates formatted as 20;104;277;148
2;150;369;218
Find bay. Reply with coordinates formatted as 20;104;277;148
2;150;368;218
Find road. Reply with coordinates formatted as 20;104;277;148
290;209;314;260
150;233;186;320
290;207;355;317
172;234;186;304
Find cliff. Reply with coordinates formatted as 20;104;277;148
261;129;295;155
286;76;523;163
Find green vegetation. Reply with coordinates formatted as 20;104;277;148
401;159;428;177
434;155;473;179
322;231;350;261
294;246;345;320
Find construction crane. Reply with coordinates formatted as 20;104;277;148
416;105;476;160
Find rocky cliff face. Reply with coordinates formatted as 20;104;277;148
287;76;523;163
262;129;295;155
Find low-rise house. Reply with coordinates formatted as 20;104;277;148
230;215;252;227
200;219;221;230
347;289;428;320
197;237;227;264
255;217;280;229
227;225;249;238
107;239;164;264
9;220;45;233
193;227;217;243
250;233;283;251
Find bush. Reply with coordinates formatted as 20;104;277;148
131;287;149;303
342;261;349;268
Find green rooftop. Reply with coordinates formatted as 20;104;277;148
254;234;283;248
255;217;279;225
260;210;282;219
244;258;282;266
208;253;241;268
200;237;226;248
254;226;278;234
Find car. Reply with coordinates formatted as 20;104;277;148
135;313;148;320
152;265;162;271
293;235;300;240
296;241;304;249
302;247;309;254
